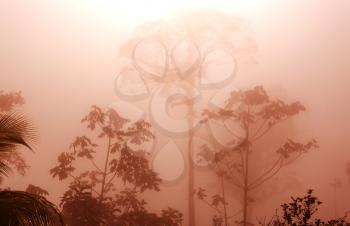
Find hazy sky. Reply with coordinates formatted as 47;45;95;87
1;0;350;224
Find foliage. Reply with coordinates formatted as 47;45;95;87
26;184;49;197
115;207;183;226
0;190;63;226
258;190;350;226
51;105;182;225
0;91;30;183
119;10;255;226
196;187;234;226
199;86;319;226
60;182;116;226
0;108;63;226
0;91;24;112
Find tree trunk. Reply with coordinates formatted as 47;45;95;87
221;176;228;226
242;187;248;226
99;136;111;202
188;123;195;226
187;76;196;226
242;136;250;226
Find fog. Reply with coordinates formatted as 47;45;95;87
1;1;350;225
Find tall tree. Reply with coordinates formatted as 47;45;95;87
118;10;253;225
50;105;182;225
200;86;318;226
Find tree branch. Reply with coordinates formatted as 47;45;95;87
249;164;283;190
68;173;100;196
248;156;282;189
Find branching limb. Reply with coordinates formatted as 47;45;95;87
248;156;282;189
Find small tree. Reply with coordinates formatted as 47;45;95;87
50;105;182;225
200;86;319;226
258;190;349;226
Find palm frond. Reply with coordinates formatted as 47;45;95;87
0;113;36;176
0;191;64;226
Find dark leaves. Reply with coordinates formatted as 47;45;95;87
277;139;318;159
126;120;154;145
50;152;75;180
196;187;207;200
258;100;306;121
0;113;36;153
0;113;36;177
279;190;322;225
113;145;161;192
115;189;147;213
0;190;63;226
160;208;183;226
52;105;168;225
26;184;49;197
60;183;116;226
81;105;105;130
211;194;226;207
71;136;97;159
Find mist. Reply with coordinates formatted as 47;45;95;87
1;1;350;225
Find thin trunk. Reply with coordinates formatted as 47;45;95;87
242;120;250;226
188;123;195;226
221;176;228;226
100;135;112;201
242;151;249;226
334;187;337;218
187;76;196;226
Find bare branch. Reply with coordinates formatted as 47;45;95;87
249;164;283;190
248;156;282;189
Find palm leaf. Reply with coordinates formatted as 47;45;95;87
0;113;36;176
0;191;63;226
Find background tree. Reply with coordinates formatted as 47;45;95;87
50;105;182;225
118;10;254;225
330;178;342;218
200;85;319;226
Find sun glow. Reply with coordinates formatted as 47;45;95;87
70;0;264;26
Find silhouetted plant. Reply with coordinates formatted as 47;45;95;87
258;190;350;226
0;190;63;226
0;91;29;183
50;105;182;225
26;184;49;197
200;86;319;226
60;182;116;226
0;112;63;226
115;207;183;226
196;186;239;226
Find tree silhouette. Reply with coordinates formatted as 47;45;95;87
118;10;253;225
50;105;182;225
258;190;349;225
200;86;319;226
0;113;63;226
